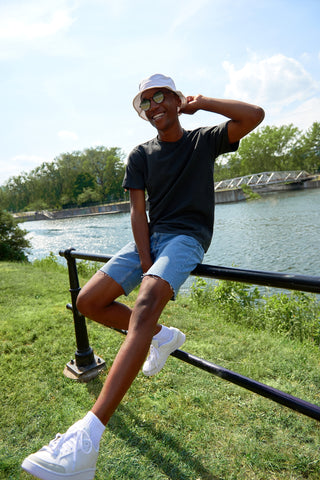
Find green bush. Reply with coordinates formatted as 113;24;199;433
260;291;320;343
76;259;103;278
212;278;261;308
240;184;261;200
31;254;103;280
190;277;215;306
32;251;66;272
0;209;31;261
190;277;320;344
190;277;260;325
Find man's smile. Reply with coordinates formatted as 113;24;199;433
152;113;165;121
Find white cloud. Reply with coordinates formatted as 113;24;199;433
271;97;320;131
0;2;76;41
58;130;79;141
223;54;319;107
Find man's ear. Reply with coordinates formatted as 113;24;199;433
176;95;181;113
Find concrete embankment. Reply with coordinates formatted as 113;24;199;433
250;178;320;195
13;179;320;222
14;201;131;222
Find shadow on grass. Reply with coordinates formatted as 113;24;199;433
108;405;217;480
85;367;218;478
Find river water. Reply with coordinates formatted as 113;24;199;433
25;189;320;289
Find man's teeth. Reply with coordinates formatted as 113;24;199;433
153;113;164;120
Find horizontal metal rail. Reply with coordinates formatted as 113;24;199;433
171;350;320;421
60;249;320;294
59;248;320;421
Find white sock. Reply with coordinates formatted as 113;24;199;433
153;325;173;346
79;411;106;450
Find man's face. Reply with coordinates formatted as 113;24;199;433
140;88;181;131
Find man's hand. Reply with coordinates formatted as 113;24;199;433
180;95;204;115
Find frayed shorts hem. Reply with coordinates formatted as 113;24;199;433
100;233;204;299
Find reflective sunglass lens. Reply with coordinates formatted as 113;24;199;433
140;91;165;111
153;91;164;104
140;99;150;111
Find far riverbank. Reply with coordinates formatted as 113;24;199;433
14;177;320;223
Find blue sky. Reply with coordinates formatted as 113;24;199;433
0;0;319;185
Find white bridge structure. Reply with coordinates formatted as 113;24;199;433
214;170;313;191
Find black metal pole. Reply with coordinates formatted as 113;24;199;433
60;248;105;380
111;327;320;422
192;264;320;294
171;349;320;422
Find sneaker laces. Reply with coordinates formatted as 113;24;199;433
42;428;93;471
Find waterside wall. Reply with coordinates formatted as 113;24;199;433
14;201;131;222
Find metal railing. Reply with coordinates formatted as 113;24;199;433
59;248;320;421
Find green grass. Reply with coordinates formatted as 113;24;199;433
1;260;320;479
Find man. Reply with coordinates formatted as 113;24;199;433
22;74;264;479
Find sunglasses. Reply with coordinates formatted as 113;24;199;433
139;91;165;111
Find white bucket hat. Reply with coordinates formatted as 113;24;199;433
133;73;187;121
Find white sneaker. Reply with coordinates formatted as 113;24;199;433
21;425;98;480
142;327;186;377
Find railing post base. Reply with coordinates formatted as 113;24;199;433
63;354;106;382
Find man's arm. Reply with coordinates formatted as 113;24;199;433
180;95;265;143
129;188;153;273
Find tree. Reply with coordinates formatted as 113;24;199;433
102;150;126;201
77;187;101;206
297;122;320;173
0;146;126;212
25;162;63;211
215;124;304;181
73;172;96;198
56;151;85;203
82;146;126;202
0;210;31;261
3;173;31;212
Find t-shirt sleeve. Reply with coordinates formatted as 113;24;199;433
207;121;239;158
122;147;146;190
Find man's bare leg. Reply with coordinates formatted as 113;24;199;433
76;270;161;335
91;274;173;424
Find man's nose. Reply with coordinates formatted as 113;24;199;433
149;98;161;110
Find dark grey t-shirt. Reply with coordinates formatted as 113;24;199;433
122;122;238;252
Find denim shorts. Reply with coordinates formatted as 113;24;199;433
100;232;204;299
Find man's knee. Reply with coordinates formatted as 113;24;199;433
76;271;124;318
76;289;95;317
134;275;173;316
